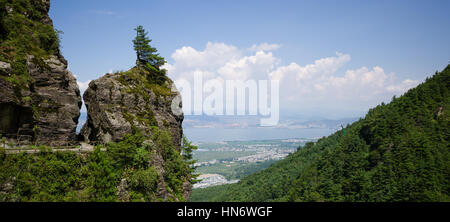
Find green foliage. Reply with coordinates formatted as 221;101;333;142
182;136;196;163
116;67;172;109
133;25;164;67
127;167;159;201
181;136;199;184
132;146;151;169
106;132;145;168
0;0;61;72
84;148;118;201
192;65;450;202
0;130;197;202
151;131;195;198
132;25;167;84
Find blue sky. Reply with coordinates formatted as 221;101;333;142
50;0;450;118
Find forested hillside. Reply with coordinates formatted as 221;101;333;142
191;65;450;202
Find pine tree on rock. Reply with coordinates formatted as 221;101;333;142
132;25;167;82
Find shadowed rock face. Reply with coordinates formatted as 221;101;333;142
0;102;34;136
0;0;82;144
28;56;82;143
80;71;184;147
0;57;82;144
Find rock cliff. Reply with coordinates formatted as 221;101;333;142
80;68;187;200
80;68;183;147
0;0;82;144
0;0;192;202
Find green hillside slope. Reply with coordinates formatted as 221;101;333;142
191;65;450;202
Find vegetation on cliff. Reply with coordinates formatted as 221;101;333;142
0;130;197;201
0;0;81;143
0;0;195;202
0;0;62;88
191;65;450;202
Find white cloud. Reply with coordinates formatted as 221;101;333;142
269;52;419;105
165;42;278;82
248;43;281;52
386;79;419;93
320;66;393;99
165;42;419;116
168;42;240;74
270;52;351;82
218;51;277;80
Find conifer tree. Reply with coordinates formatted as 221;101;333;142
132;25;166;74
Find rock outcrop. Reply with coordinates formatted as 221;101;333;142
0;0;191;202
0;0;82;144
80;68;186;200
80;69;183;147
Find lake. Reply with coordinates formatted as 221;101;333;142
78;112;339;142
183;127;336;142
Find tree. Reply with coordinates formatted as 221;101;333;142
132;25;166;72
